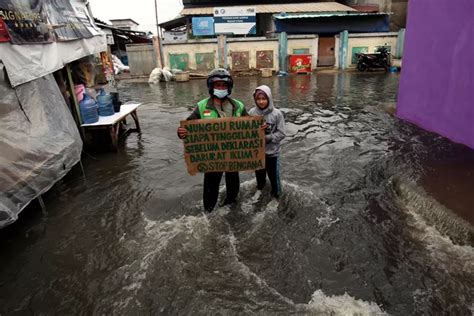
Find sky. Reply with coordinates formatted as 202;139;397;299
88;0;184;34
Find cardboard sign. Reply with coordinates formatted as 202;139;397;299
181;117;265;176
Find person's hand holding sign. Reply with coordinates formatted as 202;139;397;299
177;127;187;139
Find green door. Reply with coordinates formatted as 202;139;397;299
169;53;189;70
351;47;368;64
195;53;215;70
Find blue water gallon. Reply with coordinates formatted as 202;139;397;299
79;94;99;124
97;89;115;116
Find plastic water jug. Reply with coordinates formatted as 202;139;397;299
79;94;99;124
97;89;115;116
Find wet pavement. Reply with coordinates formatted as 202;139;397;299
0;72;473;314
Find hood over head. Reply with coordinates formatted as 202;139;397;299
253;85;274;115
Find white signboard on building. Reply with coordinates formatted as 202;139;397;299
213;6;256;35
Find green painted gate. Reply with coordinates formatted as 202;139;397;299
195;53;215;70
169;53;189;70
351;47;368;64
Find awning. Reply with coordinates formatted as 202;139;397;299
159;16;188;31
274;12;391;19
0;35;107;87
180;2;356;16
274;12;390;34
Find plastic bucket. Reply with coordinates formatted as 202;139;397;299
74;84;85;102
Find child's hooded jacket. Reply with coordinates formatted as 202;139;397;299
249;85;286;157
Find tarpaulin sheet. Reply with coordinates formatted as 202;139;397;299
0;34;106;87
397;0;474;149
0;64;82;228
42;0;93;41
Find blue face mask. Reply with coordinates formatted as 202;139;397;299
213;89;228;99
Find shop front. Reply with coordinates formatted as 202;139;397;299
0;0;140;228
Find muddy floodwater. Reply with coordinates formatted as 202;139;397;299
1;73;473;315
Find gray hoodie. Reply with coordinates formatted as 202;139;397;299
248;85;286;157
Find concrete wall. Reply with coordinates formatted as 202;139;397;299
335;32;398;68
162;39;217;70
338;0;408;30
126;44;157;76
287;35;319;69
162;35;318;72
227;38;278;71
390;0;408;31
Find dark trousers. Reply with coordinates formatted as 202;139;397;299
255;155;281;197
203;172;240;212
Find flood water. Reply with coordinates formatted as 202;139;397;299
1;73;473;315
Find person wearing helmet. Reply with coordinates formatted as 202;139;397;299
177;68;248;212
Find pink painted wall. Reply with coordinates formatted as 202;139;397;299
397;0;474;149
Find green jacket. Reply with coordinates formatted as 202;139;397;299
186;97;247;120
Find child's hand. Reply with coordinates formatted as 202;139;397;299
177;127;187;139
260;123;268;131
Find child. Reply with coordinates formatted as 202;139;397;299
249;85;286;198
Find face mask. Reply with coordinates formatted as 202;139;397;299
213;89;228;99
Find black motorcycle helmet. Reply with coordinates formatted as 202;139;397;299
207;68;233;96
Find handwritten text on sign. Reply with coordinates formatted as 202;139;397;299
180;117;265;175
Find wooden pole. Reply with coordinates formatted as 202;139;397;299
65;64;85;139
153;36;164;68
154;0;165;68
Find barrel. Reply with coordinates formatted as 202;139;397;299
79;94;99;124
96;89;115;116
175;71;190;82
261;68;272;77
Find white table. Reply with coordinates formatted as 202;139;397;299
81;103;142;151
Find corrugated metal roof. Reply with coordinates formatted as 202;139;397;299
180;2;356;16
274;12;390;19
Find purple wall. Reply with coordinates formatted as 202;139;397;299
397;0;474;149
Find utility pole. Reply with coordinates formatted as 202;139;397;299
154;0;164;68
154;0;160;36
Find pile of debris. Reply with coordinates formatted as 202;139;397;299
112;55;130;74
148;67;174;83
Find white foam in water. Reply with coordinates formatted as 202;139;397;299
250;189;262;204
250;197;279;227
111;183;381;313
407;207;474;272
283;181;340;229
265;198;279;211
395;181;474;271
111;214;212;309
316;205;340;228
305;290;387;315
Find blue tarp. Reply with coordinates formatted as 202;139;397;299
274;15;390;34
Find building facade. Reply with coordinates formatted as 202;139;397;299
153;1;407;73
109;19;140;31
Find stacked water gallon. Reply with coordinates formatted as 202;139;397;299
79;94;99;124
97;89;115;116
